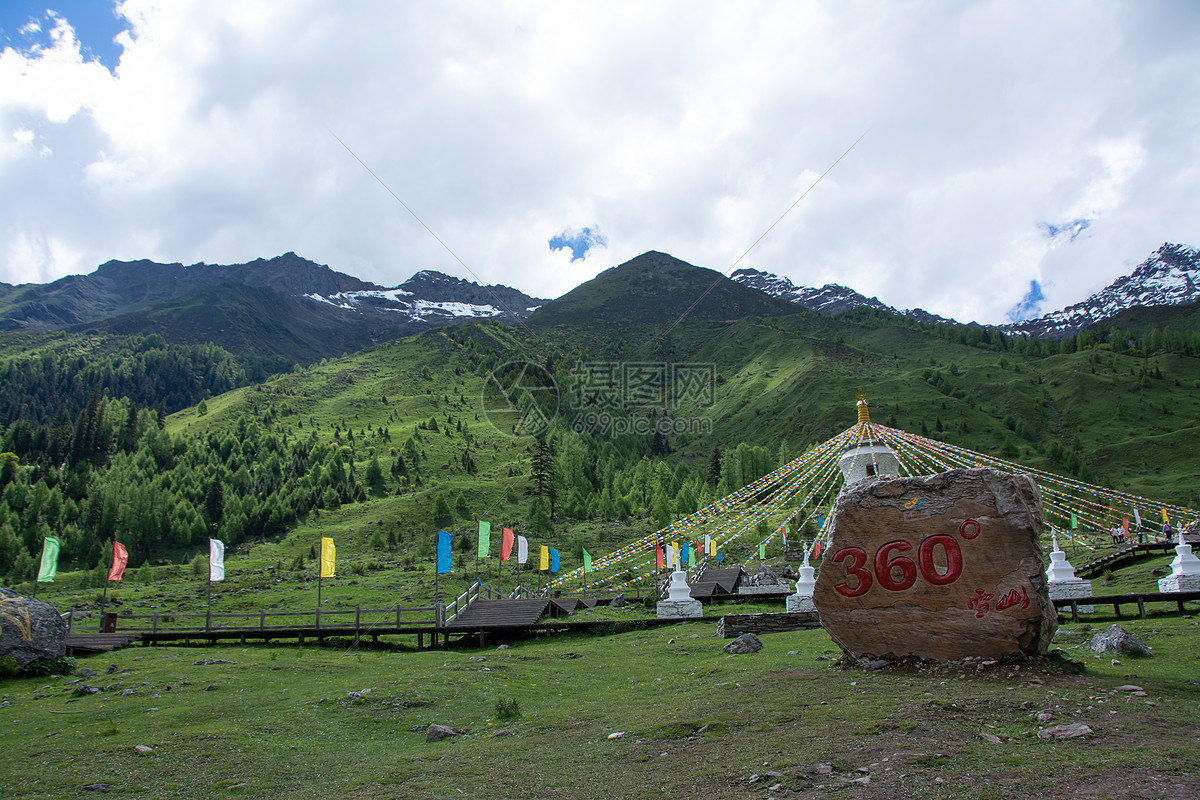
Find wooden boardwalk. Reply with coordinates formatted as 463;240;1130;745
66;632;144;655
450;599;552;627
1054;590;1200;622
689;567;743;601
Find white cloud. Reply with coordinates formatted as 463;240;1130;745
0;1;1197;322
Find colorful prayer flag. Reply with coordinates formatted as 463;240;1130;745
37;537;60;583
582;548;592;572
1162;507;1170;523
759;542;765;559
107;542;128;582
681;542;689;565
550;549;559;573
501;528;514;562
540;545;549;571
687;544;696;568
477;521;492;559
436;530;452;574
320;537;336;578
1134;508;1142;527
1069;511;1078;530
517;535;529;565
208;538;225;582
655;544;664;570
704;534;711;556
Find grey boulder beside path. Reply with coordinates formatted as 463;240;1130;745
0;587;68;668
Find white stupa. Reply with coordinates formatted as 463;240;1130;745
786;543;817;613
657;570;703;618
1045;533;1094;613
837;391;901;485
1158;529;1200;593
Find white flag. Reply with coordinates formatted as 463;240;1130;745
209;538;225;582
517;535;529;565
665;545;675;570
1133;508;1141;527
704;534;711;556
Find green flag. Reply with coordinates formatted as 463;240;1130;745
37;536;60;582
1069;511;1078;530
477;521;492;558
688;545;696;568
759;542;765;559
582;548;592;572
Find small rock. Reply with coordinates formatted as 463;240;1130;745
979;732;1002;744
79;783;110;792
1088;625;1152;657
695;725;709;735
748;774;761;784
607;731;625;739
133;745;154;755
490;729;513;737
1112;685;1144;692
425;724;457;743
204;685;218;691
121;689;135;697
667;638;675;645
611;594;626;607
723;633;762;655
1038;722;1093;740
769;783;784;792
862;659;889;670
496;645;510;651
76;668;99;679
106;664;120;674
811;763;834;775
1035;712;1054;723
787;650;800;656
192;659;235;666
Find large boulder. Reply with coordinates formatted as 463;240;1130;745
814;467;1057;661
0;588;68;668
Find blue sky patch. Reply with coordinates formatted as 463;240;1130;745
1006;279;1046;323
0;2;127;71
1039;218;1091;243
548;226;608;261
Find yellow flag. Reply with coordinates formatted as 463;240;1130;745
320;537;336;578
1162;507;1170;523
539;545;549;571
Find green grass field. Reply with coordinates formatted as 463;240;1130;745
2;611;1198;799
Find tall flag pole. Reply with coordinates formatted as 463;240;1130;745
207;538;225;631
540;545;549;594
318;537;335;626
476;521;491;581
34;536;60;599
517;534;529;594
435;530;452;622
499;527;514;594
102;541;128;625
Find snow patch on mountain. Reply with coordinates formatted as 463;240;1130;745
731;267;955;324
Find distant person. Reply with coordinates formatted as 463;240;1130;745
1163;521;1174;541
1136;524;1145;545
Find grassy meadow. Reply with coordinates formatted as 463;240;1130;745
2;608;1199;799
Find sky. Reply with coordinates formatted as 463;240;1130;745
1;2;1198;325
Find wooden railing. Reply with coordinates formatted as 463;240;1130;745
67;603;439;635
443;581;502;625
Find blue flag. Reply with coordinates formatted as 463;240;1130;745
436;530;452;574
681;541;689;565
550;548;559;573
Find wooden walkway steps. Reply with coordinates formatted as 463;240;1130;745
66;632;143;655
1076;541;1176;579
449;599;551;628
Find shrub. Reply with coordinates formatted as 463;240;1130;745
495;697;522;720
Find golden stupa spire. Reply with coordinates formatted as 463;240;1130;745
856;388;871;425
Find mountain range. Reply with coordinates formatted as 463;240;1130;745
1;242;1196;365
0;252;545;362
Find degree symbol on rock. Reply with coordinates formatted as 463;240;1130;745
959;519;981;540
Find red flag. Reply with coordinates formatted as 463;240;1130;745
501;527;514;562
655;544;664;570
108;542;128;581
813;540;822;559
1122;517;1129;535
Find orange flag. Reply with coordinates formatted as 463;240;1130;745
501;527;514;562
107;542;128;581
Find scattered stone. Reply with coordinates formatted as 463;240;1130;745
788;650;801;656
862;659;889;670
979;732;1002;744
723;633;763;655
121;689;135;697
748;774;761;784
1112;684;1145;692
1088;625;1152;657
204;685;218;691
810;763;834;775
1037;722;1093;740
133;745;154;755
495;645;510;651
192;659;235;666
606;731;625;739
695;724;709;735
490;729;513;738
73;685;101;696
79;783;110;792
611;594;626;607
425;724;457;742
105;664;119;674
769;783;784;792
1035;711;1054;723
76;668;99;679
